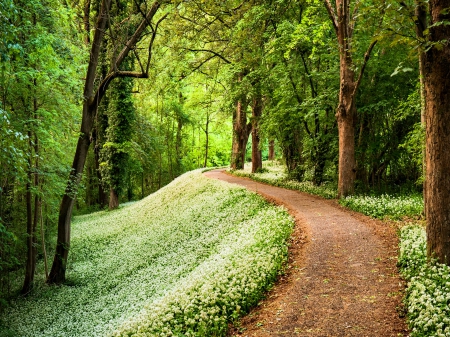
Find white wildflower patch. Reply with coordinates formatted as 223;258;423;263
230;161;336;199
0;170;294;337
339;194;423;220
399;225;450;337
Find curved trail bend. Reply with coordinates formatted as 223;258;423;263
204;169;408;337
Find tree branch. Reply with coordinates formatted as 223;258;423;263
323;0;338;35
91;71;148;109
146;12;168;74
352;39;377;97
114;0;161;70
186;48;232;64
348;0;361;39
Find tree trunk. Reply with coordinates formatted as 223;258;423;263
22;93;39;294
203;113;209;168
336;0;356;198
268;140;275;160
231;99;251;170
324;0;376;198
109;188;119;209
47;0;111;284
425;0;450;265
47;126;92;283
176;114;183;173
22;143;35;294
251;95;263;173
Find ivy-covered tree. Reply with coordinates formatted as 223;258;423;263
100;57;136;209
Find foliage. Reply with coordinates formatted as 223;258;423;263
398;225;450;337
339;194;424;220
0;170;293;336
0;0;83;299
100;56;136;200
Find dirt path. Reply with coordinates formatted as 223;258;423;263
204;170;408;337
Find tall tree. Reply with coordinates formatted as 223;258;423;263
424;0;450;265
324;0;377;197
48;0;168;283
230;73;252;170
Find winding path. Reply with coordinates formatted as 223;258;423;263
204;169;408;337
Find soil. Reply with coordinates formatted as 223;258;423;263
204;169;409;337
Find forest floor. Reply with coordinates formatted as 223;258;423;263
204;169;409;337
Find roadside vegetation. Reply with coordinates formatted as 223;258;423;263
399;225;450;337
230;161;337;199
0;170;293;336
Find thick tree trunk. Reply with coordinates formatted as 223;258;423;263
231;99;251;170
251;95;263;173
425;0;450;265
109;188;119;209
325;0;376;198
268;140;275;160
336;0;356;198
336;89;356;198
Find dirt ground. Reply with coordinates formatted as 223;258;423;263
204;170;409;337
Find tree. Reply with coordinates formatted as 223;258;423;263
324;0;377;197
100;58;136;209
230;73;252;170
424;0;450;265
48;0;169;284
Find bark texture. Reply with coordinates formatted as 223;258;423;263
425;0;450;265
335;0;356;198
109;188;119;209
324;0;377;198
251;95;263;173
231;99;251;170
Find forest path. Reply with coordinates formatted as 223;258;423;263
204;169;408;337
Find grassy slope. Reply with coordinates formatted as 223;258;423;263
0;170;293;337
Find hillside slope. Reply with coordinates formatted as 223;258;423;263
1;170;293;337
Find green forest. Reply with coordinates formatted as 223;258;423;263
1;0;450;336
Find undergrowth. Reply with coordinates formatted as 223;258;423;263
0;170;294;337
230;161;424;220
398;225;450;337
230;162;336;199
339;194;424;220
